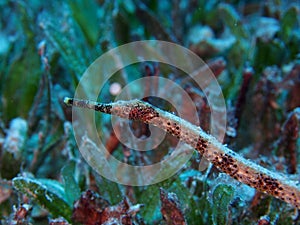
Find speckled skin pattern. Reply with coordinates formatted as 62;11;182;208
65;97;300;209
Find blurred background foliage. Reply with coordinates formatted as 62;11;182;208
0;0;299;224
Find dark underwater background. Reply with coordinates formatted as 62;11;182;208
0;1;299;224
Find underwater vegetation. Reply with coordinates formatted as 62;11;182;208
0;0;300;224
